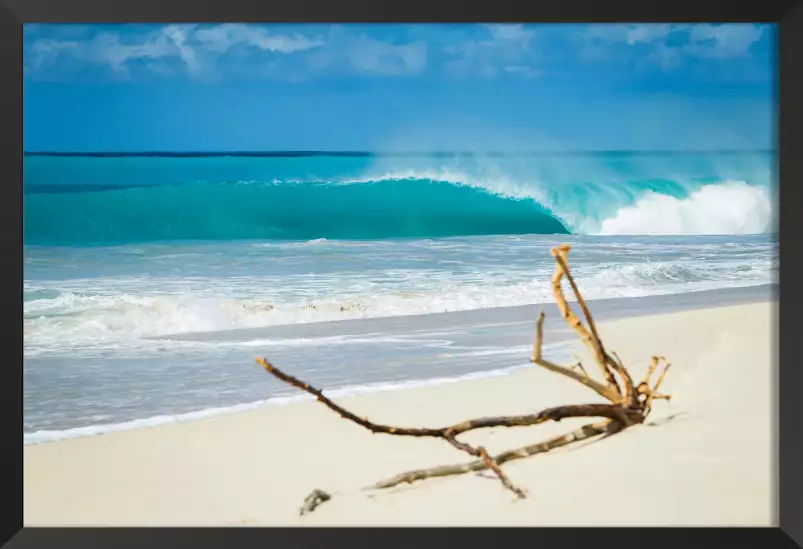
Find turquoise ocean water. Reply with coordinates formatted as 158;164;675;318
23;151;778;442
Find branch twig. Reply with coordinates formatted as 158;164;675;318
372;420;616;489
531;310;620;402
549;245;620;391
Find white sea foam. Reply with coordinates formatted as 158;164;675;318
24;253;775;355
596;182;775;236
435;345;533;358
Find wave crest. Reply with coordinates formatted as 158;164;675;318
24;171;775;244
596;181;774;236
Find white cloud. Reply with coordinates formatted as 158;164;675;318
298;26;428;77
584;23;676;51
79;32;171;76
96;29;196;76
25;24;325;78
26;38;79;70
583;23;767;66
193;24;324;54
445;24;540;77
25;24;433;80
163;25;200;72
484;24;534;45
348;37;427;76
685;24;765;59
26;26;199;77
624;24;673;45
26;23;768;82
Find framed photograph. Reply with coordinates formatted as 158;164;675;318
4;0;800;547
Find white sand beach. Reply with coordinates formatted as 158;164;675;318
23;299;776;526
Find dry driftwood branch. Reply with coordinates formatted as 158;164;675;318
257;356;636;500
371;419;615;489
254;244;672;513
257;358;631;437
531;310;619;402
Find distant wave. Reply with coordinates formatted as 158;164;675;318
23;171;774;245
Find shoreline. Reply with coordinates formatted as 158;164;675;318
23;362;535;446
24;284;776;445
24;297;777;526
158;282;776;342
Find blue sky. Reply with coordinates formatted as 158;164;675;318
23;23;776;152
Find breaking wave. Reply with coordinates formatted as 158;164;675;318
24;171;774;244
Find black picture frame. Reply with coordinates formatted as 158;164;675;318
3;1;800;547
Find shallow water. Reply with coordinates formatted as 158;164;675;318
24;283;775;443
